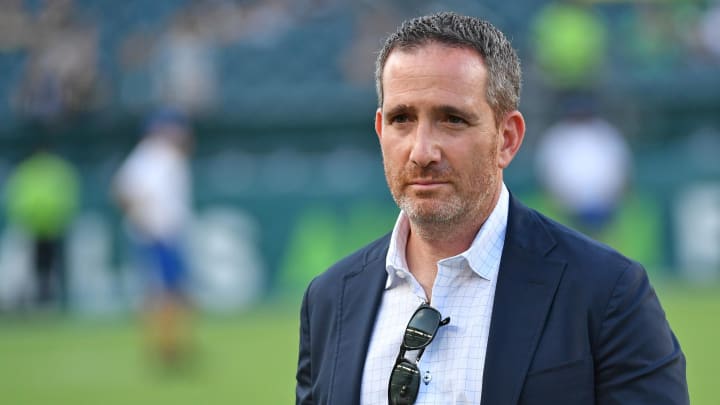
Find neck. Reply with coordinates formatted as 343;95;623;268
408;222;478;260
411;182;502;255
405;224;481;302
405;183;503;299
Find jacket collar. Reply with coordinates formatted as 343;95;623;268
331;194;566;405
480;194;566;404
331;234;390;405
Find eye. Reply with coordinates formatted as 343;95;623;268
390;114;410;124
446;115;467;125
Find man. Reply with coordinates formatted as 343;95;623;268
113;109;194;366
296;12;688;405
5;145;80;311
535;93;632;238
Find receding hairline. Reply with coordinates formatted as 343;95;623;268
378;41;491;104
374;12;522;123
382;39;488;66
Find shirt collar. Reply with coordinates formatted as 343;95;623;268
385;183;510;289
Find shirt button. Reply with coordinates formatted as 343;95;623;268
423;370;432;385
396;270;406;279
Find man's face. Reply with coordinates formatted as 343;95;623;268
376;43;505;228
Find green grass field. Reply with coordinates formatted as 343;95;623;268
0;283;717;404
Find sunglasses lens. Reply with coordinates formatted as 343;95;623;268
403;307;442;349
388;360;420;405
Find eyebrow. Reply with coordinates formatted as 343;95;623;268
436;105;479;122
383;104;414;119
383;104;479;122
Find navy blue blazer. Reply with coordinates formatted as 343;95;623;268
296;195;688;404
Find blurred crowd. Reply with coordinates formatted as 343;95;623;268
0;0;719;316
0;0;717;124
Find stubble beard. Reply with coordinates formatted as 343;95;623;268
385;148;500;240
386;161;499;241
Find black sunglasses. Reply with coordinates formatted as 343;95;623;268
388;303;450;405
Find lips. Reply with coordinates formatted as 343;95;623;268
408;178;448;185
406;179;450;193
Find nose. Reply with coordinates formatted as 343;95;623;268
409;122;441;168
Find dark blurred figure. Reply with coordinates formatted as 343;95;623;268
112;109;194;368
4;146;80;311
698;0;720;64
151;5;218;114
13;0;102;122
338;2;401;87
0;0;32;52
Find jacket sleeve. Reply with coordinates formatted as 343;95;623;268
296;283;313;405
594;262;689;404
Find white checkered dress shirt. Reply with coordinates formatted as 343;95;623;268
360;184;509;405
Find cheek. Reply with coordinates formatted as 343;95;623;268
380;147;402;182
380;141;407;168
455;146;500;190
454;139;497;169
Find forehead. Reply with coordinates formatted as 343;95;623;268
384;42;486;76
381;43;488;108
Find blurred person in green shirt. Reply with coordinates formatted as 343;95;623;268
4;147;80;311
531;0;607;92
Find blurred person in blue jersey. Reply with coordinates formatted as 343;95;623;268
5;145;80;311
296;12;687;405
535;93;632;239
113;108;194;367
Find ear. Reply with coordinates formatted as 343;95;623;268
375;108;383;140
497;110;525;169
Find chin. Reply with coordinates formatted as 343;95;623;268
403;200;464;225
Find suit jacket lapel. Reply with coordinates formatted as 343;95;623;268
330;238;389;405
481;196;566;405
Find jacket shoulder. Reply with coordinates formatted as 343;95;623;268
523;204;636;275
305;232;390;296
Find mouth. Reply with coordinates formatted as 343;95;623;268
409;178;448;185
407;179;449;191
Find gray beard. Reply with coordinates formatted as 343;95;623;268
393;177;498;242
395;195;468;241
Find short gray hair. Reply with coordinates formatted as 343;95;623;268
375;12;521;123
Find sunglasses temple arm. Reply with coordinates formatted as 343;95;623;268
440;317;451;327
413;347;427;363
395;348;408;364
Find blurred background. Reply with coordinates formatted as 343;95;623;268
0;0;718;403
